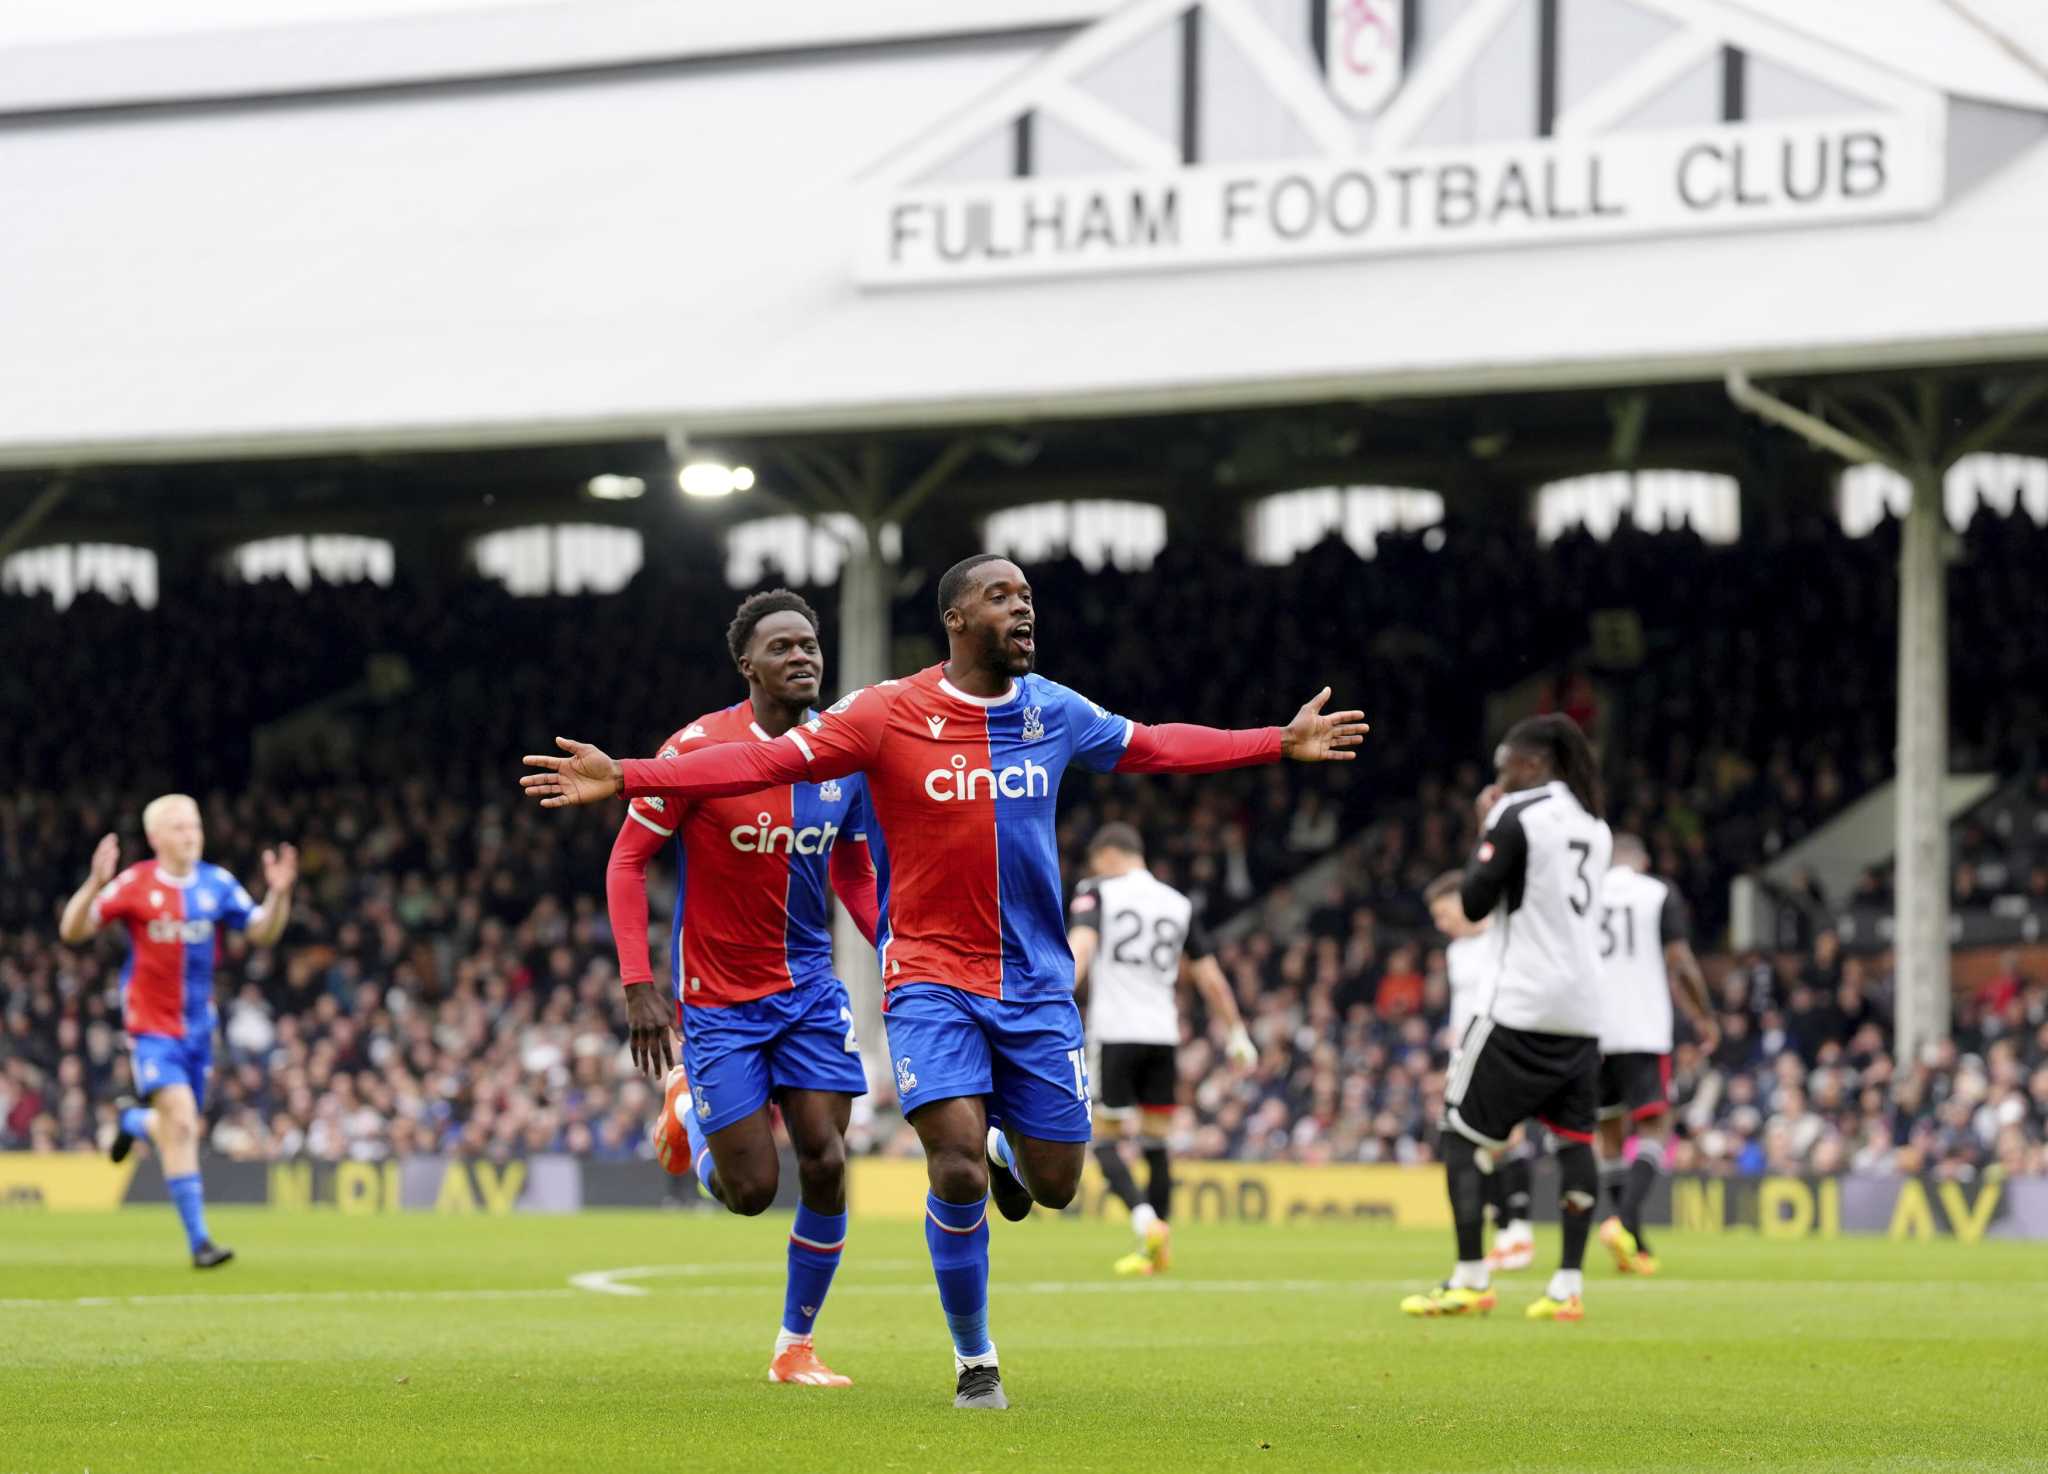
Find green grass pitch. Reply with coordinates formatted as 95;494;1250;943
5;1208;2044;1473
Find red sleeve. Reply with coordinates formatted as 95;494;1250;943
606;810;671;988
1114;722;1284;775
621;688;889;799
91;867;141;925
829;838;881;948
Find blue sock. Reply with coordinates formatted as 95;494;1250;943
924;1193;992;1358
988;1126;1021;1184
694;1148;718;1198
783;1205;848;1337
119;1106;152;1141
166;1173;210;1253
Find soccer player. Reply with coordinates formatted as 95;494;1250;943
1067;822;1256;1279
1593;833;1717;1277
606;590;880;1389
56;795;296;1268
1402;715;1611;1323
524;553;1366;1409
1425;870;1532;1268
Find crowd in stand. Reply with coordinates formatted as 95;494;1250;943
4;503;2047;1171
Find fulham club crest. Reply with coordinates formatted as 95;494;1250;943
1325;0;1403;116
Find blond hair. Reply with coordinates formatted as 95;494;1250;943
141;793;199;838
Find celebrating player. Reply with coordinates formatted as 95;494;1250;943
1403;714;1611;1323
523;553;1367;1410
56;795;296;1268
1593;833;1717;1276
606;589;880;1389
1067;822;1255;1279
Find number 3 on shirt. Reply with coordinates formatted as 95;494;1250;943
1567;839;1594;915
1066;1048;1090;1101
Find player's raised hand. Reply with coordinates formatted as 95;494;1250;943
521;737;624;807
1280;688;1369;763
624;981;676;1079
262;843;298;893
88;832;120;886
1474;783;1505;827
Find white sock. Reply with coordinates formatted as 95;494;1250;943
1130;1203;1159;1239
1503;1219;1533;1242
1450;1260;1491;1291
954;1342;999;1371
774;1327;810;1353
1547;1269;1583;1300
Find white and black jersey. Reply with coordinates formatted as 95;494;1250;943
1446;933;1492;1051
1068;867;1210;1047
1459;780;1613;1040
1596;866;1691;1056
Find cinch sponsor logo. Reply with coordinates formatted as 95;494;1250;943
147;918;215;943
922;753;1051;802
729;814;842;855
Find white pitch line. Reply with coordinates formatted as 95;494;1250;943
7;1273;2033;1313
567;1259;929;1296
0;1287;581;1311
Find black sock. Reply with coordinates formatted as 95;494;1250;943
1622;1139;1665;1252
1141;1143;1173;1220
1603;1161;1628;1216
1093;1140;1144;1214
1482;1166;1507;1225
1442;1131;1487;1263
1556;1142;1597;1273
1501;1155;1533;1224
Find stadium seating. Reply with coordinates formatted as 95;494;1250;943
4;505;2046;1171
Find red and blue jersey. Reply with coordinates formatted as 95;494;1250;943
607;704;878;1009
621;665;1286;1004
811;669;1132;1002
91;859;257;1038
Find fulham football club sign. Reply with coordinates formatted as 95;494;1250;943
856;0;1968;287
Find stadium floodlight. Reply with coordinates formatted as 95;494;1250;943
585;474;646;501
677;461;755;498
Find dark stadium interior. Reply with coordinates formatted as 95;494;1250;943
6;482;2046;1174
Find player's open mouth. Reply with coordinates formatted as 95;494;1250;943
1008;624;1034;653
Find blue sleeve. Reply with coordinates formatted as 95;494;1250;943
216;869;259;932
846;776;870;842
1058;682;1137;775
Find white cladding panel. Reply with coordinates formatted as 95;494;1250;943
2;0;2048;460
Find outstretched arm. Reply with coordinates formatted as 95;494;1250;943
524;691;889;808
1112;689;1367;776
523;735;813;806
